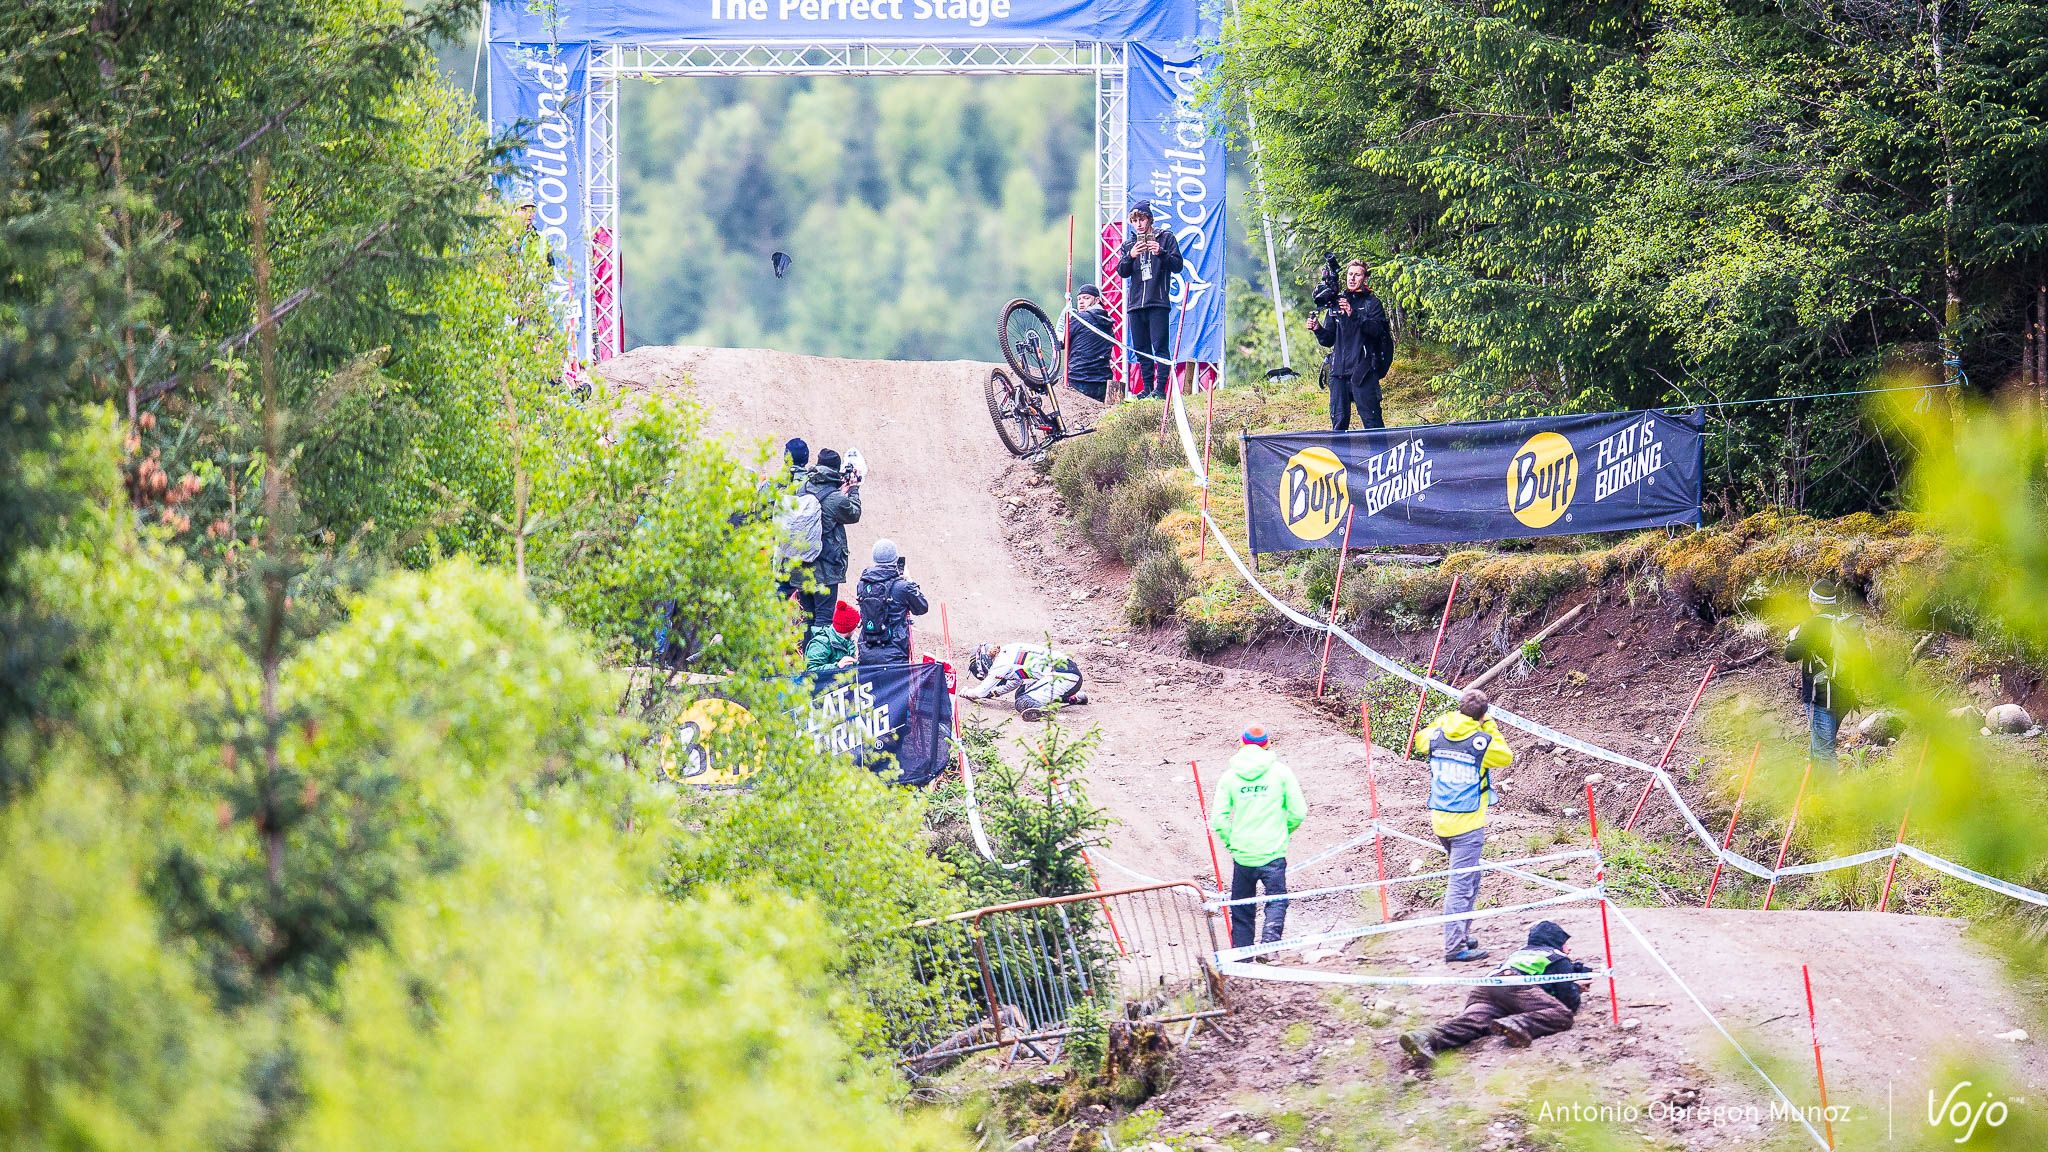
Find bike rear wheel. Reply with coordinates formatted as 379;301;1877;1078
998;298;1062;389
985;368;1044;457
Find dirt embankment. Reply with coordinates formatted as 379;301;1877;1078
602;346;2046;1151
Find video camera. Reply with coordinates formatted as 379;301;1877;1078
1312;251;1342;310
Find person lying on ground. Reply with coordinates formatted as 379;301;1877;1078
1414;687;1514;962
963;642;1088;717
1211;725;1307;950
855;539;928;665
1060;284;1115;403
1400;920;1595;1064
804;600;860;673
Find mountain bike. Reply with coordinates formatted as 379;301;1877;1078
988;298;1093;457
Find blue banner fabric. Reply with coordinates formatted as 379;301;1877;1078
488;0;1213;49
800;661;956;786
1127;44;1224;365
489;41;589;347
1242;409;1706;552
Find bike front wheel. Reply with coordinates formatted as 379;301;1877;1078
998;298;1063;390
985;368;1045;457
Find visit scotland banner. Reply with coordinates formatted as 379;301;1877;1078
1242;410;1705;553
488;0;1215;49
488;40;589;344
1127;44;1224;365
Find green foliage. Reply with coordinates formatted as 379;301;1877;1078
622;76;1094;359
1127;548;1192;628
945;718;1111;905
1063;998;1111;1080
1219;0;2048;516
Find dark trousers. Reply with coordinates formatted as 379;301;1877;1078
1069;376;1107;403
1228;858;1289;948
1128;306;1170;395
1428;985;1575;1050
797;582;837;635
1330;372;1385;431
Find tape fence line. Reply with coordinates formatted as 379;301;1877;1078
1217;885;1604;964
1215;961;1613;989
1159;381;2047;908
1208;846;1599;909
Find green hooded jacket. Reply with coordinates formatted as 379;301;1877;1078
804;627;854;672
1210;746;1307;867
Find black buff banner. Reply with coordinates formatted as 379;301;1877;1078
1243;409;1705;553
799;660;955;787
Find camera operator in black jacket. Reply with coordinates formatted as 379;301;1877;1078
1306;259;1395;431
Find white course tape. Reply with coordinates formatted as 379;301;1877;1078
1158;378;2048;908
953;740;1027;871
1607;904;1832;1150
1210;847;1599;909
1215;960;1611;988
1218;886;1604;964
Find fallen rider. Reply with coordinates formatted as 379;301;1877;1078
963;643;1088;717
1399;920;1596;1063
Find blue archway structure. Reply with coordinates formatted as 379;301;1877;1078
487;0;1225;394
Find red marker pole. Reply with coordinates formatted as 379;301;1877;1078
1404;575;1463;760
1762;761;1813;912
1585;780;1622;1025
1703;742;1761;908
1802;964;1837;1149
1046;758;1128;956
1189;759;1227;893
1315;508;1359;697
1624;663;1718;832
1877;740;1928;913
1362;701;1391;923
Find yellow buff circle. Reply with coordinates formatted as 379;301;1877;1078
1281;446;1350;541
1507;432;1578;528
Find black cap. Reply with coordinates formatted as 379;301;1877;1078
1527;920;1570;949
1077;283;1101;298
815;448;841;471
785;437;809;467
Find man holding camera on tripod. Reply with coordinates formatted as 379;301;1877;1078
1307;258;1394;431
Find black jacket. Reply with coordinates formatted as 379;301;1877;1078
802;465;862;586
1507;921;1593;1011
1065;306;1115;383
1314;289;1394;380
1784;613;1858;713
854;562;928;662
1116;229;1185;311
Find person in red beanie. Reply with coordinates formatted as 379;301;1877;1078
805;601;860;672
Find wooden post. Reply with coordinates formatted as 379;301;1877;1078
1877;740;1928;913
1189;759;1226;893
1761;761;1813;912
1315;509;1359;697
1403;575;1462;760
1703;742;1761;908
1363;701;1390;923
1803;965;1837;1149
1585;780;1621;1026
1624;663;1718;831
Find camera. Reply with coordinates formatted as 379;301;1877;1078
1312;251;1342;310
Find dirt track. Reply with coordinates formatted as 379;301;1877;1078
600;346;2046;1146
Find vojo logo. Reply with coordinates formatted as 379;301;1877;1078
1282;446;1350;541
1507;432;1578;528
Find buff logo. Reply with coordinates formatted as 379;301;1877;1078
1508;432;1578;528
1282;446;1350;541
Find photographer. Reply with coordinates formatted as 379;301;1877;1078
854;539;929;665
1115;201;1184;399
1306;259;1394;431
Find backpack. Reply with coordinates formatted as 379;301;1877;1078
774;489;824;565
857;574;898;648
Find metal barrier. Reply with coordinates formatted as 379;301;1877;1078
879;882;1228;1070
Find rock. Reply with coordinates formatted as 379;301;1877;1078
1986;704;2033;733
1304;948;1343;964
1212;1110;1244;1125
1858;709;1906;742
1621;1018;1641;1032
1585;772;1606;784
1366;1011;1391;1027
1250;1133;1273;1146
1996;1028;2029;1042
1013;1138;1038;1151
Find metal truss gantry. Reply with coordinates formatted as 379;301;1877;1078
582;39;1125;361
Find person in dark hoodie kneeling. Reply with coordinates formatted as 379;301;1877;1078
1061;283;1116;403
855;538;928;665
1399;920;1595;1063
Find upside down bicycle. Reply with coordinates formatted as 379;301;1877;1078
986;297;1095;458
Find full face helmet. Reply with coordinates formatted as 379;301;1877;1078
968;644;996;681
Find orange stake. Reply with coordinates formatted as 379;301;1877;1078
1315;508;1359;697
1762;761;1813;911
1404;575;1462;760
1877;740;1928;913
1584;780;1622;1025
1362;701;1390;923
1703;742;1761;908
1803;965;1837;1149
1189;759;1227;893
1624;663;1718;832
